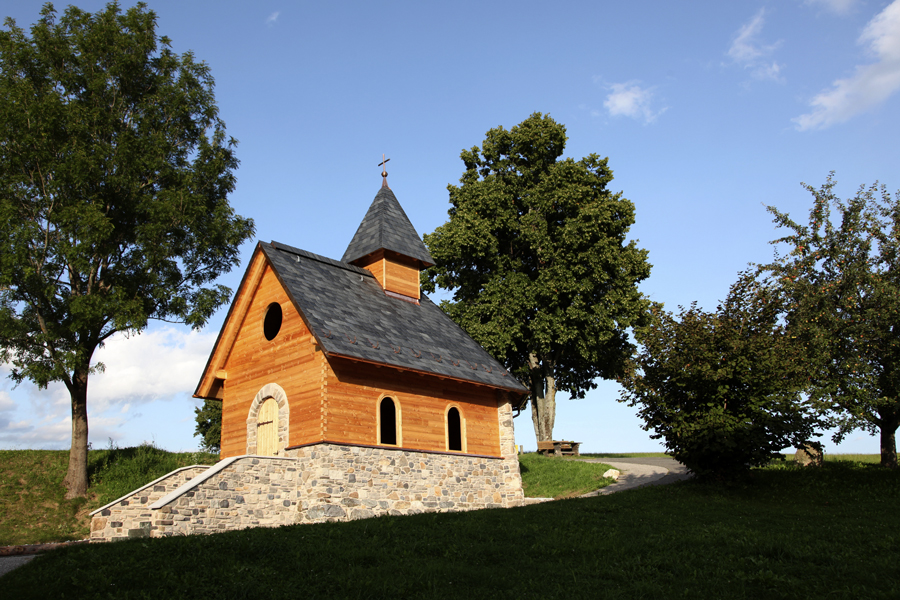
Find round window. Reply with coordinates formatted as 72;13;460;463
263;303;283;341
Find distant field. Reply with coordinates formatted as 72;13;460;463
823;453;882;463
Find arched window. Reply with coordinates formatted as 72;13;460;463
379;397;397;446
447;406;463;452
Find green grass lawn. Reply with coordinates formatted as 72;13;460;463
518;453;615;497
823;453;883;463
0;446;218;545
2;458;898;598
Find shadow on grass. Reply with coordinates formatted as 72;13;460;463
5;461;898;599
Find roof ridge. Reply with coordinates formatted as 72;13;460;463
267;241;373;277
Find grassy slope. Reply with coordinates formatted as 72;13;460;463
0;449;610;546
0;450;92;546
2;460;898;599
518;453;614;498
0;446;218;545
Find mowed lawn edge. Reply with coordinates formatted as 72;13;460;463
2;460;898;599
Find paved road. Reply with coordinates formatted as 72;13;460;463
580;457;691;497
0;554;36;579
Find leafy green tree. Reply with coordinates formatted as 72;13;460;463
764;175;900;468
0;3;254;497
194;399;222;454
619;273;820;479
422;113;651;442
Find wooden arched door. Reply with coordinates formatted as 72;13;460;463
257;397;278;456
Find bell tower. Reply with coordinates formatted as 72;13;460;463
341;161;434;301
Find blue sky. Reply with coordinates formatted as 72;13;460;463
1;0;898;454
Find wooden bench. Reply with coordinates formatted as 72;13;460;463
536;440;581;457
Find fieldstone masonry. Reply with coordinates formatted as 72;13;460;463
89;465;212;540
290;442;522;523
90;398;523;541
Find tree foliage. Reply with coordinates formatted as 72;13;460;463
422;113;651;442
194;399;222;454
0;3;254;496
764;175;900;468
619;273;821;479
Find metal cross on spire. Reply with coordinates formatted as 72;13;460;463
379;154;390;188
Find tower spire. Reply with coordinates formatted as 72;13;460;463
378;154;390;188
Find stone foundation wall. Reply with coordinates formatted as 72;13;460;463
89;465;211;541
291;444;524;523
89;443;523;541
157;456;299;536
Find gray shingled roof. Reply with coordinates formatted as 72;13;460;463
341;187;435;266
263;241;527;393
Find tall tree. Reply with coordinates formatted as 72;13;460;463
619;272;820;479
422;113;651;442
764;175;900;468
194;399;222;454
0;3;254;497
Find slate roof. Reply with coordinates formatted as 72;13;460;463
262;241;527;394
341;186;435;266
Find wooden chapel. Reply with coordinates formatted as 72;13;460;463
89;168;527;540
193;170;529;461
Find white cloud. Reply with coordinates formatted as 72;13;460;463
0;415;69;449
0;326;217;449
804;0;860;16
0;390;13;412
862;1;900;60
266;11;280;26
603;81;667;124
727;9;785;82
0;390;17;435
795;0;900;130
87;328;216;410
728;10;768;62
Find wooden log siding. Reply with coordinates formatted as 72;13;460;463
326;358;502;456
219;264;323;458
194;249;269;401
355;249;420;299
214;258;506;459
383;256;419;298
